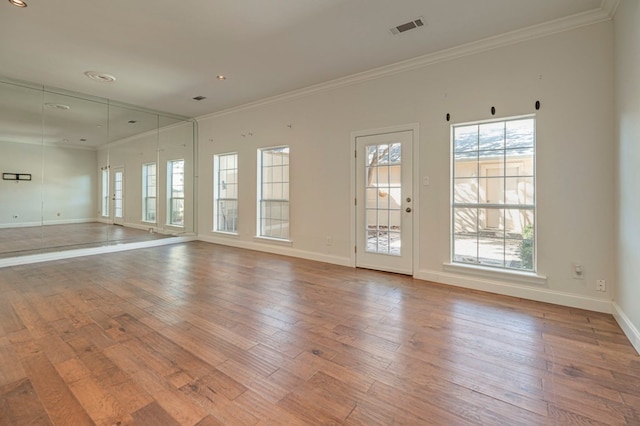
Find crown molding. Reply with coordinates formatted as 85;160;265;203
601;0;621;18
199;3;617;121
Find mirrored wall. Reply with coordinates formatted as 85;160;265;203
0;77;195;259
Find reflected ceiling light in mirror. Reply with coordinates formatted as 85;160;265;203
45;103;71;110
216;75;226;80
84;71;116;83
9;0;27;7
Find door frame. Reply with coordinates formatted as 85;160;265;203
350;123;420;275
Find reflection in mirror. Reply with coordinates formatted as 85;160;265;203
0;80;44;256
42;90;108;252
0;77;195;260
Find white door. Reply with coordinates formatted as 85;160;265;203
112;168;125;226
356;130;413;274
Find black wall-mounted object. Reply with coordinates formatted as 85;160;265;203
2;173;31;181
491;106;496;116
535;100;541;110
446;113;450;122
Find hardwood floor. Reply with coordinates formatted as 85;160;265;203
0;241;638;425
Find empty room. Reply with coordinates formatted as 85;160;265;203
0;0;639;424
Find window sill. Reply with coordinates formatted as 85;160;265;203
165;224;185;229
443;262;547;286
212;230;239;237
141;220;156;225
254;236;293;246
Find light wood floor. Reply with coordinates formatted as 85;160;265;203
0;242;638;425
0;223;170;258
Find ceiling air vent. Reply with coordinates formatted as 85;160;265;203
389;17;425;35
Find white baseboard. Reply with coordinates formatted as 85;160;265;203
0;236;196;269
124;222;195;237
0;221;43;229
198;234;352;267
42;218;96;226
415;268;612;314
124;222;162;234
612;303;640;355
0;218;97;228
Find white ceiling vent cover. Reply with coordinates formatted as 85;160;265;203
389;17;425;35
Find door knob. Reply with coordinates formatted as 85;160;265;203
405;207;412;213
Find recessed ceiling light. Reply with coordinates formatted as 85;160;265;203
80;138;87;142
9;0;27;8
44;103;71;110
216;75;226;81
128;120;137;124
84;71;117;83
192;96;206;101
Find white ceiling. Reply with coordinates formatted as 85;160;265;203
0;0;615;119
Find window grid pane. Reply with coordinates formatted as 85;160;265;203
168;160;185;226
142;163;157;222
214;153;239;233
101;170;109;217
114;172;123;218
259;147;289;239
452;117;535;271
365;142;402;256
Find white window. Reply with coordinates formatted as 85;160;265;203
167;159;185;226
214;153;238;233
258;146;289;240
142;163;156;223
101;169;109;217
451;116;535;271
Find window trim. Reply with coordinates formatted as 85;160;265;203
450;114;537;273
213;152;239;235
167;159;185;227
257;145;291;242
101;169;109;218
142;162;157;224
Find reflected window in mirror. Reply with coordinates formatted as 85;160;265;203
168;159;185;227
101;169;109;217
142;163;157;223
214;153;238;234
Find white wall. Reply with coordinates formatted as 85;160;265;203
0;141;96;227
614;0;640;352
42;145;97;224
198;21;616;312
0;141;43;227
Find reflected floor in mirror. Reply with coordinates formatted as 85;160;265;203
0;223;171;258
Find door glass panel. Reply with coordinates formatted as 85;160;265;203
364;142;402;256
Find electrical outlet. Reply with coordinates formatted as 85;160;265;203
596;279;606;292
